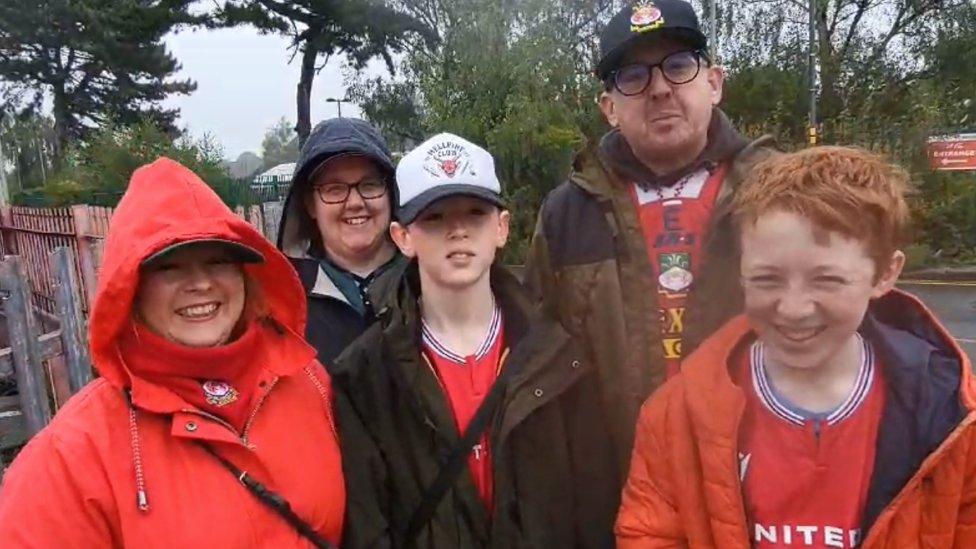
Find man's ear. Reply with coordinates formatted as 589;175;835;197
872;250;906;298
496;210;511;248
705;64;725;106
598;90;619;128
389;221;417;258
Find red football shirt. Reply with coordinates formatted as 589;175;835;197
421;303;505;510
629;164;727;377
738;335;885;548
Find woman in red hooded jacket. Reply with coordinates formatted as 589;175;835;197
0;158;344;548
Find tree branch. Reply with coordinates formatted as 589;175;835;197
839;0;871;59
253;0;314;25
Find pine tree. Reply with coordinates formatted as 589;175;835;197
218;0;432;146
0;0;198;152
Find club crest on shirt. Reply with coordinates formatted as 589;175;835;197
658;252;693;294
202;380;238;407
738;452;752;481
631;2;665;33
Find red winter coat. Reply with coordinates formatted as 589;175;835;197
0;158;345;548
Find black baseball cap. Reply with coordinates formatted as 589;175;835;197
142;238;264;268
597;0;708;80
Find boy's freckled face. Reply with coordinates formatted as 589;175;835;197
739;210;896;371
393;196;509;290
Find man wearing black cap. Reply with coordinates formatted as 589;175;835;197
526;0;776;477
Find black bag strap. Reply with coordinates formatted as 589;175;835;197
196;441;336;549
402;351;516;546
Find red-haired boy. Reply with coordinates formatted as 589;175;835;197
616;146;976;548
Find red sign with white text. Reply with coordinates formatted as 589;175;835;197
928;134;976;171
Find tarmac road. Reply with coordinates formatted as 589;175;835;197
900;281;976;362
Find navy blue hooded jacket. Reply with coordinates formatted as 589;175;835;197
277;118;406;369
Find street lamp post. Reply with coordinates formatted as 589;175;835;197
808;0;818;145
0;112;7;205
709;0;717;61
326;97;350;118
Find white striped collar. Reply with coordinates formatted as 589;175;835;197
751;334;875;426
421;298;502;365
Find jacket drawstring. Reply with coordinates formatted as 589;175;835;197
124;390;150;512
121;368;328;514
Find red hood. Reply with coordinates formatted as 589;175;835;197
89;157;308;389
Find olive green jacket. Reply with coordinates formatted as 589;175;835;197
524;126;776;476
333;265;619;548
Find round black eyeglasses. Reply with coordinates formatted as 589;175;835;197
609;50;706;96
313;178;388;204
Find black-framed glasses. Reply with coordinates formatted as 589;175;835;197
313;178;388;204
609;50;706;96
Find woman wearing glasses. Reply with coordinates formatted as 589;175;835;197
277;118;407;369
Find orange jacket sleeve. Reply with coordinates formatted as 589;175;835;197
954;430;976;548
0;431;119;547
616;394;687;548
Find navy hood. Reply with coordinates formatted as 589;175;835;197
277;118;396;256
858;289;974;532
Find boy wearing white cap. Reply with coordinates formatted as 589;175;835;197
331;133;618;548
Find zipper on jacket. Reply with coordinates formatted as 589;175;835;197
242;377;279;445
859;412;976;546
729;399;753;546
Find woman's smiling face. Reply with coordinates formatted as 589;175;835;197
136;243;246;347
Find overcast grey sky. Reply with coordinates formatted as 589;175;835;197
163;27;380;160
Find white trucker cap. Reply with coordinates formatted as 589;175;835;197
395;133;505;224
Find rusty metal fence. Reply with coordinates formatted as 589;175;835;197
0;206;108;315
0;203;280;317
0;202;283;473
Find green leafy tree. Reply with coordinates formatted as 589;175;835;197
353;0;976;263
707;0;971;144
900;3;976;261
0;0;198;152
710;0;976;261
259;117;299;170
346;78;424;152
217;0;433;146
348;0;613;262
15;120;241;207
0;109;57;194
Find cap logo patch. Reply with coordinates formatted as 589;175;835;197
631;2;664;33
440;158;458;176
423;141;475;180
